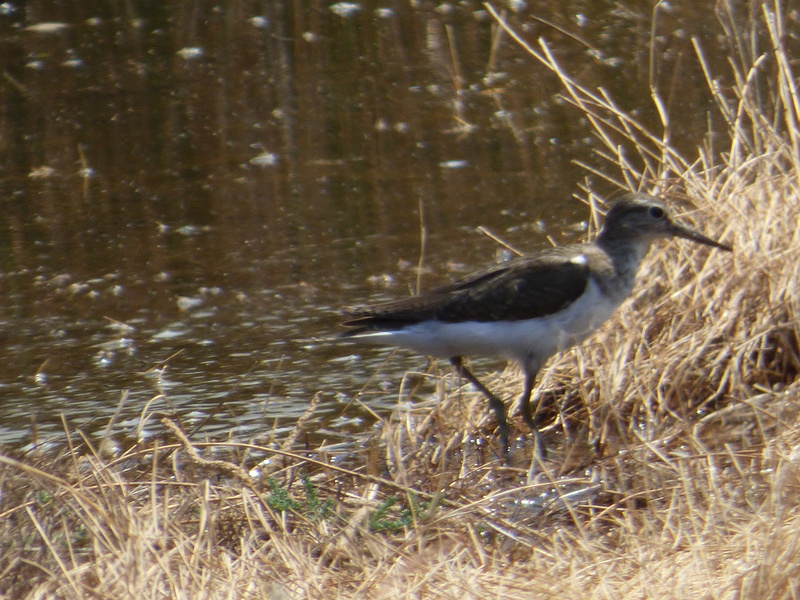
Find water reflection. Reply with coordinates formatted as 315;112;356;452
0;1;783;447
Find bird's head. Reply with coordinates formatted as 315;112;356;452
600;193;732;251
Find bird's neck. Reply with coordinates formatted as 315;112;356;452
595;231;653;291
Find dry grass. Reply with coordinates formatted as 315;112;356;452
3;2;800;598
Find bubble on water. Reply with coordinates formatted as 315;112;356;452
176;47;203;60
330;2;361;18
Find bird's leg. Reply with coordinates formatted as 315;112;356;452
449;357;509;453
516;370;546;459
516;371;536;429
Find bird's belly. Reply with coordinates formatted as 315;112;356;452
355;279;625;362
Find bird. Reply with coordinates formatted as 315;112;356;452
340;193;732;454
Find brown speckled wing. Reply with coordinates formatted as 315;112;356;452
342;248;592;330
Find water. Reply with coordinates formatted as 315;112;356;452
0;1;762;448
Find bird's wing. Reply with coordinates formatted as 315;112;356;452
342;249;592;329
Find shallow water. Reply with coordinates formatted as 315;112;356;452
0;1;768;448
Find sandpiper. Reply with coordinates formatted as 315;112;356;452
341;193;731;453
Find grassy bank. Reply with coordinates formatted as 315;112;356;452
2;3;799;599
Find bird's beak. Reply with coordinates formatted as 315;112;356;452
670;220;732;252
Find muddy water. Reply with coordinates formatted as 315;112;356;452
0;2;764;448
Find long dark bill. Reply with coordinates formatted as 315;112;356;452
671;222;732;252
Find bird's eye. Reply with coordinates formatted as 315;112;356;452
648;206;665;219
